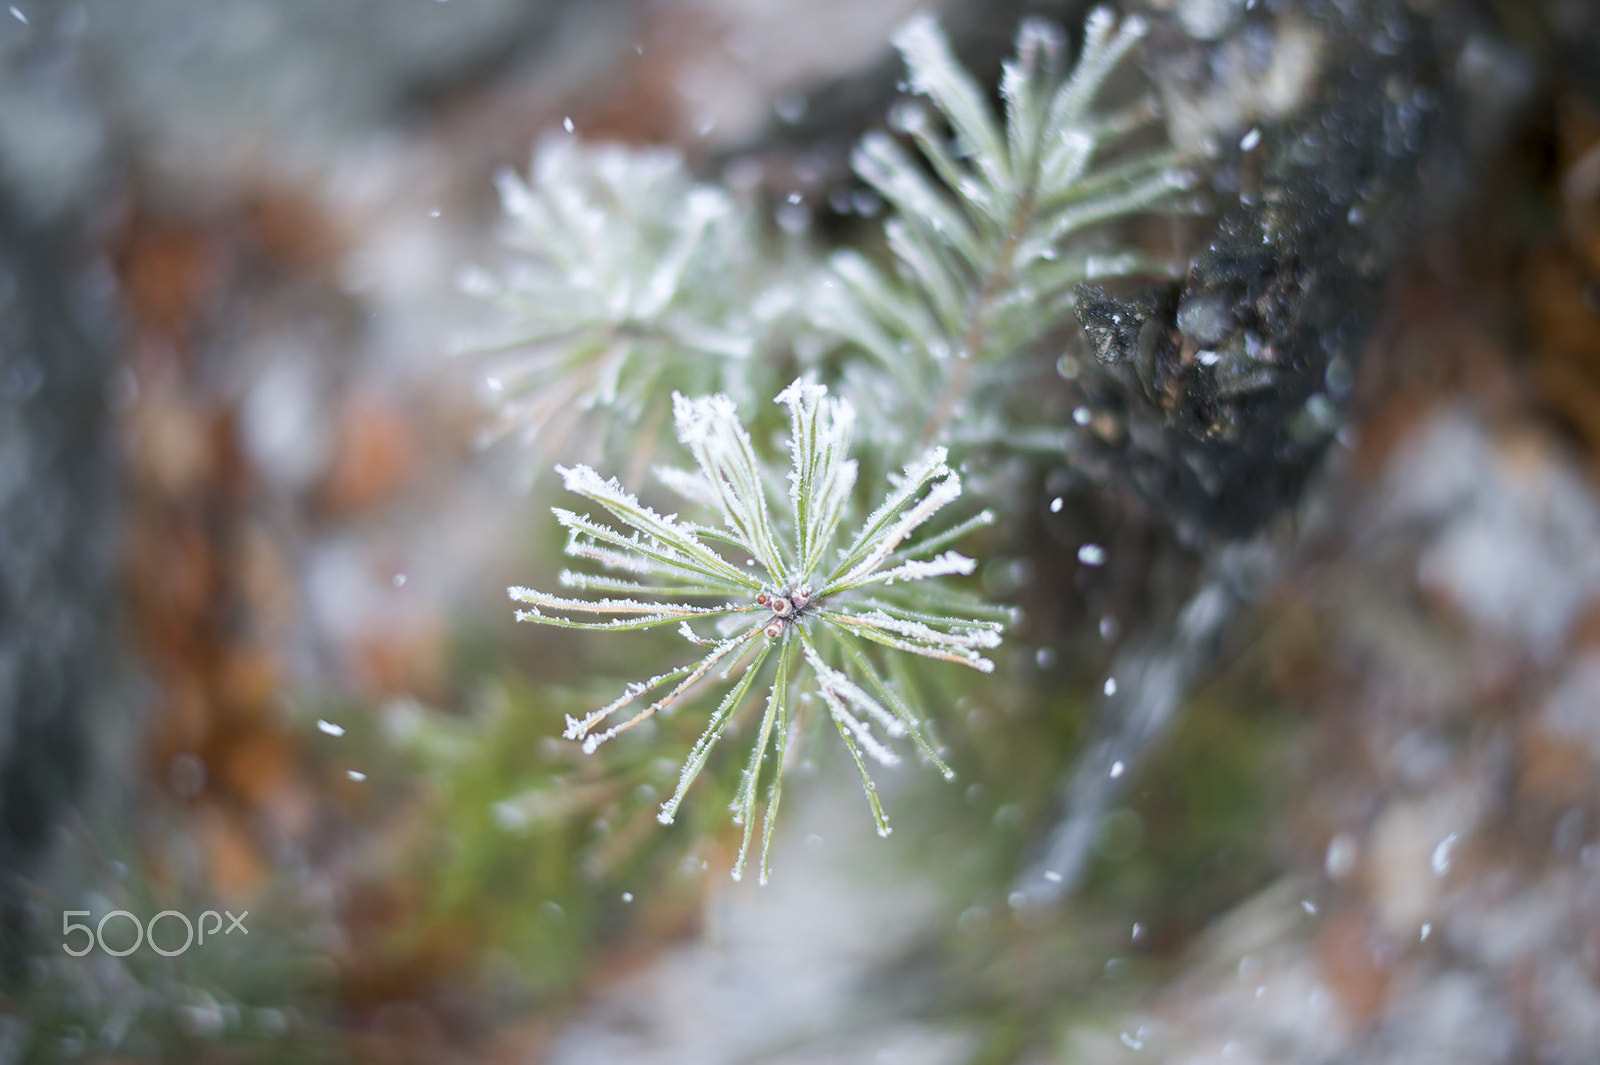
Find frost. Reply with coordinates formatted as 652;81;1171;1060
819;685;900;768
850;550;978;590
778;377;858;577
804;643;908;739
672;392;787;578
831;472;963;591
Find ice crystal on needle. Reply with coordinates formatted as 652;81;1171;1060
509;379;1004;882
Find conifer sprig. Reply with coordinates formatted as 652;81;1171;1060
461;136;785;458
509;379;1005;882
813;9;1193;444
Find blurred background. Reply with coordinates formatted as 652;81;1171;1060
4;0;1600;1062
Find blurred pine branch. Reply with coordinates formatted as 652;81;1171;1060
486;7;1190;875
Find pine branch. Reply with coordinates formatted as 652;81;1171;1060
509;379;1007;882
483;8;1194;881
459;136;793;462
813;9;1194;447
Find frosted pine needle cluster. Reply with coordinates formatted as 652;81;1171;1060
509;379;1005;882
460;136;782;456
814;9;1193;443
